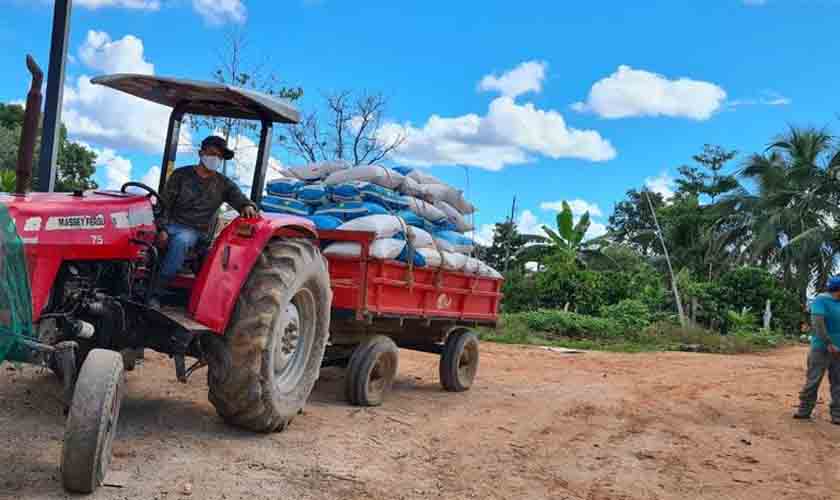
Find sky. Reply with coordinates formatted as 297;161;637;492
1;0;839;244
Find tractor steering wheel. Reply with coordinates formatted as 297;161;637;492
121;182;164;218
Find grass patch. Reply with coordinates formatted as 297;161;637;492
480;311;794;354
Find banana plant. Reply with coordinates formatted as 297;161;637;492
517;200;596;266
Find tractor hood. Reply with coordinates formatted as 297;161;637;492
0;190;157;321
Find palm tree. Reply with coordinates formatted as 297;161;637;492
733;126;840;303
517;201;597;266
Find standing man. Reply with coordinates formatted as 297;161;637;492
152;135;258;305
794;276;840;424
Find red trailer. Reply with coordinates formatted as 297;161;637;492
319;230;502;406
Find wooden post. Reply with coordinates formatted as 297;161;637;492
763;299;772;330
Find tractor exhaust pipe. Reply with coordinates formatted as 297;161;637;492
15;55;44;195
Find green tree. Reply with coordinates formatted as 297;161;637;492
608;189;665;256
0;103;98;192
481;220;534;274
736;126;840;303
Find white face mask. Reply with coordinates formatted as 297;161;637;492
200;155;223;172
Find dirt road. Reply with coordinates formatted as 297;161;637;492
1;344;837;500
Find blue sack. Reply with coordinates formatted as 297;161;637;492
261;196;311;216
297;183;329;205
314;201;389;221
359;183;410;210
266;178;302;198
397;244;427;267
328;182;364;202
433;219;458;232
396;210;435;232
434;229;476;253
393;166;414;176
305;214;343;230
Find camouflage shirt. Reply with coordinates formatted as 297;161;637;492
159;166;255;233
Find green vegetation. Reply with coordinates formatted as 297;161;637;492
481;128;839;354
0;103;98;192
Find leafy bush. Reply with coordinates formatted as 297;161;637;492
714;267;802;335
600;299;652;335
515;309;623;339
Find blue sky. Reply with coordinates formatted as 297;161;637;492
2;0;839;242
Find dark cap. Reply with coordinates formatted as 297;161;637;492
200;135;235;160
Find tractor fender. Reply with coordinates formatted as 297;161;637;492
188;214;318;334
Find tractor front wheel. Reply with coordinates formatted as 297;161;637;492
206;239;331;432
61;349;125;494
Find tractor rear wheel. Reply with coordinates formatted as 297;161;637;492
61;349;125;494
206;239;331;432
345;335;399;406
440;329;479;392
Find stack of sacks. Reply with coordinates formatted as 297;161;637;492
260;161;501;278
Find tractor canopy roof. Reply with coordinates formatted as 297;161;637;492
91;74;300;124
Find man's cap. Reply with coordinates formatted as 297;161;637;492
201;135;234;160
828;276;840;292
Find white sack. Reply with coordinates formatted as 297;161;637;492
397;176;425;197
407;169;444;185
324;237;406;260
434;200;474;232
288;160;350;181
336;214;404;239
404;196;446;222
463;257;482;274
324;165;405;189
420;184;475;215
417;248;442;268
406;226;436;249
440;251;468;271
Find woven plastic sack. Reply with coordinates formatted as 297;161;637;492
336;214;405;239
324;165;405;190
440;251;468;271
417;248;442;268
328;182;364;202
287;160;350;181
434;230;475;255
305;214;344;230
261;196;311;216
406;226;436;249
0;205;33;363
266;178;302;198
297;183;329;205
314;201;389;221
404;196;447;223
394;166;444;186
434;200;474;232
421;184;475;215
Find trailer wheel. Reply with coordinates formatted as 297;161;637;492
61;349;125;494
207;239;331;432
440;330;479;392
346;335;399;407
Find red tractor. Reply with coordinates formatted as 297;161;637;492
1;60;501;494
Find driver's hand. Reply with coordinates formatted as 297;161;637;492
157;230;169;249
241;205;258;219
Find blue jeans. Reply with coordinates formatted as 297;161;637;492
160;223;201;282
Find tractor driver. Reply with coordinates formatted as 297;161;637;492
152;135;258;306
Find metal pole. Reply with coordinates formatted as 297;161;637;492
37;0;72;192
250;120;272;206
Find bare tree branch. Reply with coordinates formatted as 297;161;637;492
286;90;403;166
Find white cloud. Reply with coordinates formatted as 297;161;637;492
141;165;161;188
63;31;191;154
572;65;727;121
728;91;791;108
478;61;547;98
192;0;247;25
81;144;134;189
218;132;285;192
375;61;615;170
472;224;496;247
645;171;675;200
540;199;603;217
74;0;160;10
378;98;615;171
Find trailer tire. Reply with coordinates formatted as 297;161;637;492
440;330;479;392
206;239;331;433
346;335;399;406
61;349;125;494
